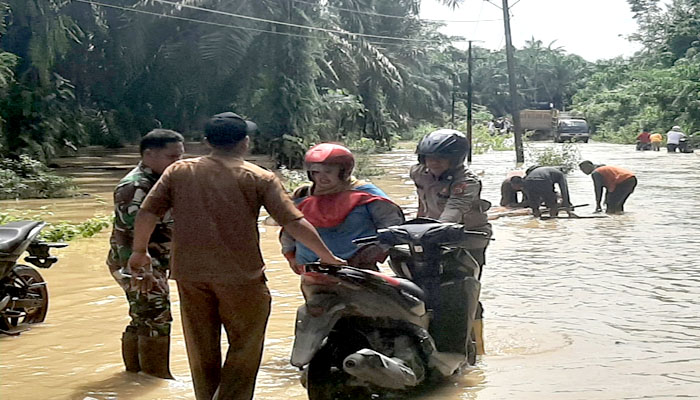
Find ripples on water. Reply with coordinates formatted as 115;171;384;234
1;142;698;399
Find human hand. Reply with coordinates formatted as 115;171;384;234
132;271;158;294
320;254;345;266
128;251;152;272
288;258;304;275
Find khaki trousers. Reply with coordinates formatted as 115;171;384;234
177;280;271;400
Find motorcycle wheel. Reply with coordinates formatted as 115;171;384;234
0;265;49;331
306;338;375;400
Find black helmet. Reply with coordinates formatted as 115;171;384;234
416;129;469;167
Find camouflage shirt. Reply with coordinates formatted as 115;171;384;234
107;162;172;275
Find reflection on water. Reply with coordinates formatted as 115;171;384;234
1;142;699;399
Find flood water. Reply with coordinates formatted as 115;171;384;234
1;142;699;400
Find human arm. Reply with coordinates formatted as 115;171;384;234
591;171;605;212
263;178;343;271
126;167;173;291
368;200;405;229
282;218;344;271
127;209;159;292
279;228;299;272
553;170;572;208
409;165;427;218
440;173;482;223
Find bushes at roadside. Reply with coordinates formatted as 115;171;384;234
0;209;111;242
0;155;75;199
526;142;582;173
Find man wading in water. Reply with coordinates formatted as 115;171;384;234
107;129;184;379
128;112;342;400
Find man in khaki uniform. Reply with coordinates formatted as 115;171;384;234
128;112;342;400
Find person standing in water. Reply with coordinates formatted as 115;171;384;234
579;160;637;214
107;129;184;379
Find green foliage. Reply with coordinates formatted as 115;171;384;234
526;143;582;173
39;215;111;242
0;155;75;199
571;0;700;142
278;166;309;193
399;122;439;141
0;209;110;242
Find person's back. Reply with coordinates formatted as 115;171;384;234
130;112;342;400
153;156;293;283
667;129;684;144
637;131;651;143
592;165;635;193
579;161;637;214
523;166;572;217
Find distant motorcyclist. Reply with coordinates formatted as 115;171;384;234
650;132;663;151
280;143;404;271
636;129;651;151
666;126;686;153
410;129;491;355
579;161;637;214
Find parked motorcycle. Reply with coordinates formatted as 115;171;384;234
291;218;486;399
0;221;66;335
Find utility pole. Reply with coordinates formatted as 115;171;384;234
501;0;524;163
466;41;474;163
450;71;457;127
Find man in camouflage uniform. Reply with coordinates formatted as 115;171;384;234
410;129;492;356
107;129;184;378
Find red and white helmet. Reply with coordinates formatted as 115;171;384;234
304;143;355;180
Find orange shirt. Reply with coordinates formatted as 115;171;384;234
141;155;303;284
650;133;663;143
594;166;635;193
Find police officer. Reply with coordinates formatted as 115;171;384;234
107;129;184;378
409;129;492;355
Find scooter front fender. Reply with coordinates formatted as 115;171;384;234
290;302;345;367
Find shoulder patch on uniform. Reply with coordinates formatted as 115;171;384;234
451;182;468;195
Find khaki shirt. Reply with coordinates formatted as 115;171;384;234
141;155;303;284
410;164;492;242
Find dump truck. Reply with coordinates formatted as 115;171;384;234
519;109;590;143
519;109;558;140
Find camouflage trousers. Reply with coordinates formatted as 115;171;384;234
110;265;172;337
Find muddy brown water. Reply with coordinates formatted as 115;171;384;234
1;142;699;399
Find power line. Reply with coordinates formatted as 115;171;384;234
74;0;447;50
292;0;501;24
146;0;451;43
75;0;321;39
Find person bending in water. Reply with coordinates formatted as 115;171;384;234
579;160;637;214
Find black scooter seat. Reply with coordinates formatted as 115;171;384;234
0;221;43;253
393;277;425;301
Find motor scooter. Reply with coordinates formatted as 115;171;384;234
291;218;486;399
0;221;66;335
